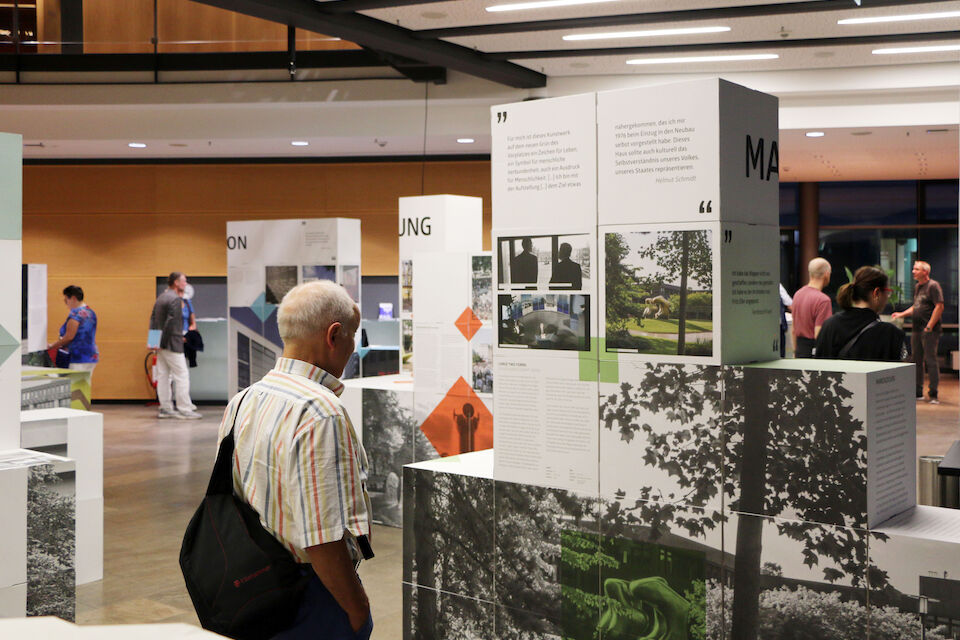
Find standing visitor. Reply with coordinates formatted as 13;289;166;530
150;272;202;419
48;285;99;377
792;257;833;358
815;266;906;362
218;280;373;639
892;261;944;404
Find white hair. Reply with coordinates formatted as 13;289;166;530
277;280;359;343
808;257;831;279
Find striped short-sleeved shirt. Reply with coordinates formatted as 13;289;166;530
217;357;371;564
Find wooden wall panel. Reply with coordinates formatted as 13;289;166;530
23;160;491;400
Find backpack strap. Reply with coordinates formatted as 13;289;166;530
838;320;881;358
206;388;251;496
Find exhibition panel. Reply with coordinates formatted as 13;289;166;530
0;133;22;452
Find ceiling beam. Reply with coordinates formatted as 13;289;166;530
487;29;960;60
415;0;949;38
190;0;546;88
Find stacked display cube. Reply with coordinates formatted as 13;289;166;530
403;79;935;639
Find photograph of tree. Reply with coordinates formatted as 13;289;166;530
497;233;592;292
498;294;590;351
403;583;494;640
471;328;493;394
604;229;713;357
868;508;960;640
494;481;600;638
403;319;413;354
27;464;75;621
362;388;434;528
402;259;414;314
472;255;493;322
264;265;298;305
402;467;494;601
599;362;723;508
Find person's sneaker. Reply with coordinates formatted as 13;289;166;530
928;397;941;405
158;409;179;419
177;410;203;420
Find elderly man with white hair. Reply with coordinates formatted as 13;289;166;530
792;257;833;358
893;260;945;404
217;280;373;639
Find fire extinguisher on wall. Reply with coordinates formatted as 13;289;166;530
144;351;159;406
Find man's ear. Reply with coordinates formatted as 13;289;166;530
326;322;342;348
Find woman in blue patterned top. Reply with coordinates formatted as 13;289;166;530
48;285;99;377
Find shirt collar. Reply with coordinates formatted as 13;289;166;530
273;357;345;397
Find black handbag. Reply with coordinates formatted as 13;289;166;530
180;392;308;639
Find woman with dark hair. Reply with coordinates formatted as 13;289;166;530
47;285;99;375
815;266;906;361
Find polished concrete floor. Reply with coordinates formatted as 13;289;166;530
77;374;960;637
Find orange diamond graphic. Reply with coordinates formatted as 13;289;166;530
419;377;493;458
454;306;483;341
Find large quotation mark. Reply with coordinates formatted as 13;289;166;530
723;229;733;243
496;111;508;123
699;200;713;213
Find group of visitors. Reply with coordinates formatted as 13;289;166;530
789;256;943;403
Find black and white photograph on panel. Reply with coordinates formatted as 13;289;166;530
362;388;419;527
867;507;960;640
599;361;723;509
723;513;869;640
723;366;869;530
301;265;336;284
264;265;298;305
403;583;494;640
401;259;413;314
497;294;590;351
497;233;591;291
341;265;360;303
402;466;494;601
494;481;600;636
598;497;724;640
27;463;76;621
402;319;413;354
472;255;493;322
471;327;493;394
604;229;714;357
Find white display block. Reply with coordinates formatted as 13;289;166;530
726;360;915;530
0;584;26;618
227;218;362;392
599;221;780;365
598;78;779;227
23;264;47;354
491;93;597;231
0;464;28;590
599;361;723;510
21;408;103;500
493;355;597;493
76;496;103;585
0;239;22;452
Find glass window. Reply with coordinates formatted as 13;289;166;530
779;183;799;227
819;181;917;226
922;180;960;222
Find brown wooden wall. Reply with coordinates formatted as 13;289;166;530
22;160;492;400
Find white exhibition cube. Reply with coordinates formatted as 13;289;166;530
598;221;780;365
0;132;23;452
597;78;779;227
726;359;915;529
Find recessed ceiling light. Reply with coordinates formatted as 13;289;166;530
838;10;960;25
564;26;729;41
169;143;188;147
420;11;447;19
291;141;309;146
570;61;591;68
487;0;617;13
926;128;951;134
806;131;825;138
128;142;147;148
850;131;873;136
457;138;476;144
626;53;778;65
814;51;835;58
873;44;960;55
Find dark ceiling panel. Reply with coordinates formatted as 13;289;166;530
190;0;547;87
322;0;450;14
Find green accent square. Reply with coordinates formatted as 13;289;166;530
599;360;619;384
0;133;22;240
579;355;598;382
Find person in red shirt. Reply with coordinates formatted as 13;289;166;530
792;257;833;358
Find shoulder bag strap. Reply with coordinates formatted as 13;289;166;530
205;388;252;497
838;320;881;359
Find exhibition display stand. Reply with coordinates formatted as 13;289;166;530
402;79;948;639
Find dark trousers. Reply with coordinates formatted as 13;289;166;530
273;569;373;640
795;336;816;358
912;329;941;398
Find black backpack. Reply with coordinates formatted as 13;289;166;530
180;393;308;640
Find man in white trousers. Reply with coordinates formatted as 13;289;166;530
150;272;202;419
